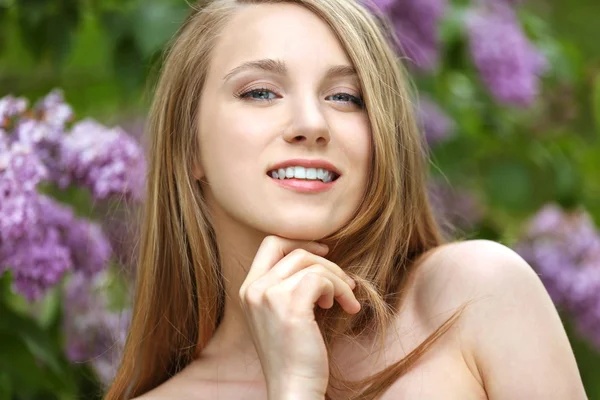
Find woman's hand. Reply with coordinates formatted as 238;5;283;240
239;235;361;400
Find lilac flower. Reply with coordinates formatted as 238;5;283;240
10;93;70;184
4;227;73;301
515;204;600;348
427;180;485;234
63;272;131;385
388;0;448;71
14;118;63;149
37;195;112;277
0;142;48;243
0;95;28;125
59;119;146;200
35;89;74;130
466;2;547;106
483;0;526;6
363;0;396;13
0;192;113;300
417;96;456;147
64;219;112;276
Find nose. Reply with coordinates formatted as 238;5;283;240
282;96;330;146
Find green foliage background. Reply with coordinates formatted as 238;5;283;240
0;0;599;398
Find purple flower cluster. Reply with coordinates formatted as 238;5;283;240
62;272;131;385
0;90;145;300
515;204;600;349
364;0;545;106
370;0;448;71
0;191;112;300
60;119;146;200
466;2;547;106
417;96;456;147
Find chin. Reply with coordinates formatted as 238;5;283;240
265;219;342;242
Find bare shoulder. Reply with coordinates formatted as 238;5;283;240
411;239;540;318
129;360;267;400
411;239;587;399
129;365;210;400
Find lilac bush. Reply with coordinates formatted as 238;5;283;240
60;119;146;201
515;204;600;348
367;0;546;107
369;0;447;71
466;2;547;106
0;90;145;301
0;90;143;387
63;271;131;385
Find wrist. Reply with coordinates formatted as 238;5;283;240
267;380;326;400
266;373;328;400
268;392;324;400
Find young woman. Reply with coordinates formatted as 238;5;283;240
105;0;587;399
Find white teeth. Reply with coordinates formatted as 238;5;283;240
269;166;337;182
294;166;306;179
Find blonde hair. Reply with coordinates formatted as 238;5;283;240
105;0;465;398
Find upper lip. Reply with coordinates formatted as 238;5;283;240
267;158;342;176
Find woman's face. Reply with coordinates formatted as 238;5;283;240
195;2;372;241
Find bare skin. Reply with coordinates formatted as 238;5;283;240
136;240;587;399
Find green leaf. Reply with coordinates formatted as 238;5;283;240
543;39;584;84
0;294;74;392
0;332;50;396
113;34;146;93
15;0;81;67
440;5;467;47
131;0;187;57
593;72;600;134
99;9;132;42
37;286;62;329
0;371;12;400
483;160;533;211
564;318;600;399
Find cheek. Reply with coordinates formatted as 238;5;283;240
338;116;372;175
199;108;271;181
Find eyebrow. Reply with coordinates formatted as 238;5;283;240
222;58;359;82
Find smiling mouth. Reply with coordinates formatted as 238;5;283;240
267;166;340;183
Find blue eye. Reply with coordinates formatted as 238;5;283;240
235;88;364;108
328;93;364;108
238;88;278;101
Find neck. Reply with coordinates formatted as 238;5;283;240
195;198;267;381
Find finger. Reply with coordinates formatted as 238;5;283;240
292;273;360;315
256;249;355;290
244;236;329;287
281;266;360;314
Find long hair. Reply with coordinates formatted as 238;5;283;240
105;0;466;399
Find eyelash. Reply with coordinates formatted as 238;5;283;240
234;87;365;108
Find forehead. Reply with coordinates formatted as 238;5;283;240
208;3;354;76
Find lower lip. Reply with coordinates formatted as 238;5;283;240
268;177;337;193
